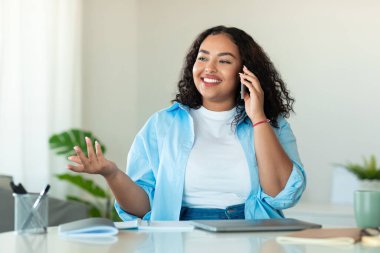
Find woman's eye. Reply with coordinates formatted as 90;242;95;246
220;60;232;64
197;56;207;62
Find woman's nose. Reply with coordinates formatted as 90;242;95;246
205;62;217;73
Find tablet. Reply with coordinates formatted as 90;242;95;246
190;218;322;232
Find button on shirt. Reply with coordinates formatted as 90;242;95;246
115;102;306;221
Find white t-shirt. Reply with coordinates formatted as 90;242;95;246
182;106;251;209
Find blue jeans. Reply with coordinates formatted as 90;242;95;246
180;204;245;220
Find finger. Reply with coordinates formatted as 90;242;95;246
85;136;96;161
239;74;259;95
68;156;82;164
241;69;261;87
243;90;250;102
73;146;89;167
241;73;263;95
66;164;85;173
242;66;263;93
243;65;256;76
95;141;104;160
242;87;253;108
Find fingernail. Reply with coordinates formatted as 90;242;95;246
85;136;89;142
95;140;99;145
67;156;72;160
74;146;79;151
243;65;247;69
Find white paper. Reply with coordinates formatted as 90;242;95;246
114;219;141;229
138;221;194;231
114;220;194;232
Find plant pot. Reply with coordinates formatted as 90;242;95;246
358;180;380;191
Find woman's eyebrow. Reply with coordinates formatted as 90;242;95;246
199;49;237;59
199;49;210;54
218;52;236;58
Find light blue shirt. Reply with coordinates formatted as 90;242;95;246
115;102;306;221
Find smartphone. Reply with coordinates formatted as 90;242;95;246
240;83;245;99
240;82;250;100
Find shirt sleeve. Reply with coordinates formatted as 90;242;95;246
114;116;158;221
259;116;306;210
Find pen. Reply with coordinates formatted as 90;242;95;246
21;184;50;230
18;183;27;194
10;181;27;194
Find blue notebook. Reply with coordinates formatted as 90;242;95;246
58;218;118;238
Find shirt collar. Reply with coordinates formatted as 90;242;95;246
166;102;190;113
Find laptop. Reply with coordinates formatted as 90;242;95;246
190;218;322;232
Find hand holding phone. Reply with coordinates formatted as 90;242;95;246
239;65;266;121
240;66;253;100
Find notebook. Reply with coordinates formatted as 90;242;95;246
59;218;119;238
276;228;362;246
59;217;194;237
190;218;322;232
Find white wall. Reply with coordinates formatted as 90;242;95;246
82;0;380;203
82;0;138;171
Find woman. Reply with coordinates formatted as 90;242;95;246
68;26;306;221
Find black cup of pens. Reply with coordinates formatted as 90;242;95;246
13;185;50;234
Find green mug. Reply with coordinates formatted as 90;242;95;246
354;190;380;228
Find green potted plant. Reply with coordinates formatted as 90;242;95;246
49;128;121;221
343;155;380;191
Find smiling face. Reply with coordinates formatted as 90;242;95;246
192;33;242;111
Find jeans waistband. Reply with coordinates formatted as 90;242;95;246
180;203;245;220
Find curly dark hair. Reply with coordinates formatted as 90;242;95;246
172;25;294;128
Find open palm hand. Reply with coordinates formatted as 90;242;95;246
67;137;118;178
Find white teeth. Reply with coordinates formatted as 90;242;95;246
203;78;221;83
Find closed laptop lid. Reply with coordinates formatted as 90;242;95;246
190;218;322;232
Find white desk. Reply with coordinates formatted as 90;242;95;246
1;226;379;253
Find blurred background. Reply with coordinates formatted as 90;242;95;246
1;0;379;205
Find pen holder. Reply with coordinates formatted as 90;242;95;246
13;193;48;234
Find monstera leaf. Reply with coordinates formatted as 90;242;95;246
66;195;103;217
56;173;109;198
49;128;106;156
55;172;121;220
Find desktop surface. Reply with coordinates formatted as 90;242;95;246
0;225;378;253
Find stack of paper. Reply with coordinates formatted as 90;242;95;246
114;219;194;231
